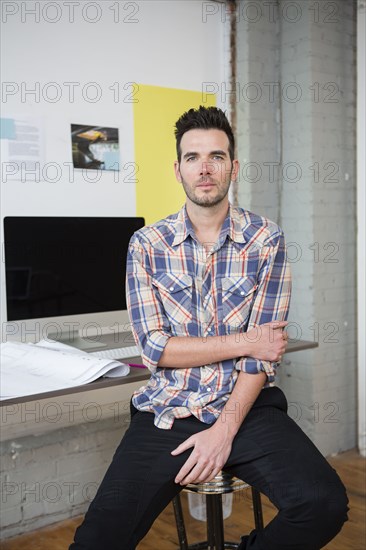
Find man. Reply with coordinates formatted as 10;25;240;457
70;106;348;549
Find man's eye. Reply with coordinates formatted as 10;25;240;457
213;155;224;161
186;156;196;162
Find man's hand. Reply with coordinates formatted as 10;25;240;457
245;321;288;362
171;423;233;485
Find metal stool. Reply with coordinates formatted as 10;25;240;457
172;471;264;550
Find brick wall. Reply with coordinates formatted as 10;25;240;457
235;0;357;455
0;415;129;539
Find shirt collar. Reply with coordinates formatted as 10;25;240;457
172;203;246;247
172;206;194;246
228;204;246;244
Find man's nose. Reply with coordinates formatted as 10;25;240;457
200;162;213;175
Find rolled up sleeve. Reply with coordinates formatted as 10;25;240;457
235;230;292;384
126;236;171;372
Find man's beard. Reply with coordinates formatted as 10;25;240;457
180;171;232;208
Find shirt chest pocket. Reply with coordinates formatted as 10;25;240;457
152;273;193;326
221;276;258;327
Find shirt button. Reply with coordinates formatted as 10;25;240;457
207;387;212;392
170;286;174;291
240;291;245;296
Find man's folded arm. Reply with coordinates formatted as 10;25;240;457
213;229;292;437
235;229;292;384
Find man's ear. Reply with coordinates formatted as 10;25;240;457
231;159;239;182
174;160;182;182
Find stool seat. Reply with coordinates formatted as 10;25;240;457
185;471;248;494
172;471;263;550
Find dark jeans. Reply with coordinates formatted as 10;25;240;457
69;387;348;550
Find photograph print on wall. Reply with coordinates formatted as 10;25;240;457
71;124;120;171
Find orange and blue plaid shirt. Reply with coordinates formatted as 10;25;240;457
126;204;291;429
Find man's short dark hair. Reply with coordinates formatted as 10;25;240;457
174;106;235;163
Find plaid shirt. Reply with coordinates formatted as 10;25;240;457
126;204;291;429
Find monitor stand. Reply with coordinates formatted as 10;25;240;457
46;328;107;351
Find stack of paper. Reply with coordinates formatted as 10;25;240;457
0;339;129;400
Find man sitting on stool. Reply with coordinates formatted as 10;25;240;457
70;106;348;550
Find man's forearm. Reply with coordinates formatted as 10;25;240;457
214;370;267;438
157;333;253;369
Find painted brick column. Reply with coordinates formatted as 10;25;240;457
236;0;357;455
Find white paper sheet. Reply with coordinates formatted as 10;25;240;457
0;340;129;399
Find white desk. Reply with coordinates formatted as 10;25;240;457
0;339;318;406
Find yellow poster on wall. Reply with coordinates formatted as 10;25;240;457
134;85;216;225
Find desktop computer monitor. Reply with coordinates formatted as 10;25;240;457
2;216;145;349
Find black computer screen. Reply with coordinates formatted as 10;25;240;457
4;216;145;321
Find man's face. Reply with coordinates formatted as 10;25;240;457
174;129;239;208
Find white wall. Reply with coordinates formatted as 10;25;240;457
1;0;227;216
0;0;229;333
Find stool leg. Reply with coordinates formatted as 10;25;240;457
206;494;225;550
206;494;216;549
172;495;189;550
251;487;264;531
